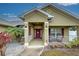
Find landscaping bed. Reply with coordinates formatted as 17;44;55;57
40;48;79;56
40;39;79;56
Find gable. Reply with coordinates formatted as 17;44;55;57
42;5;79;26
24;10;48;22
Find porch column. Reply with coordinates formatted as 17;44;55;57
44;22;49;46
24;22;29;46
77;26;79;39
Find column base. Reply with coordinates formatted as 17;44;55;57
24;43;29;46
44;42;48;46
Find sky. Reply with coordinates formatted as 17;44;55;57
58;3;79;16
0;3;79;21
0;3;39;16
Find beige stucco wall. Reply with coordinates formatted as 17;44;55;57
24;11;48;22
0;25;7;32
24;5;79;26
42;6;79;26
64;27;69;42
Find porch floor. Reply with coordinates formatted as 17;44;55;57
29;39;44;46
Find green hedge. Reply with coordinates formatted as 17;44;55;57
65;39;79;48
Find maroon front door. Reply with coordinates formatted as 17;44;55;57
35;29;41;39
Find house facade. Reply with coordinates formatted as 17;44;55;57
0;17;24;33
0;19;11;32
21;4;79;47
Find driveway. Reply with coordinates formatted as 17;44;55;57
5;43;25;56
19;47;43;56
5;43;43;56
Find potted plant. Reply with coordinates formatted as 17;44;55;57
0;32;11;56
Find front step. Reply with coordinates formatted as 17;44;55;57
27;45;44;48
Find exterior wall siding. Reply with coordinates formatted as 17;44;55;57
42;6;79;26
63;27;69;42
0;25;7;32
24;5;79;45
24;11;48;22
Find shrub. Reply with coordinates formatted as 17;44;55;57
65;39;79;48
0;32;11;44
5;27;24;42
0;32;11;56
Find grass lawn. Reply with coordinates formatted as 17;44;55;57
40;48;79;56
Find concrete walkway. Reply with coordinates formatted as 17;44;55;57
18;47;43;56
29;39;44;46
5;43;44;56
5;43;25;56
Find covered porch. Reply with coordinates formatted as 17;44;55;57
28;22;44;46
29;39;44;46
24;22;49;47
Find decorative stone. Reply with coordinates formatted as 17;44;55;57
49;42;65;48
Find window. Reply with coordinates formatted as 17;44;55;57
49;28;63;42
50;28;62;37
69;26;77;41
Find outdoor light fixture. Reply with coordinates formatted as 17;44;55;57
47;15;54;22
25;26;27;28
24;22;28;28
48;17;52;21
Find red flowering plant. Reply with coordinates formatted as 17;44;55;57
0;32;11;45
0;32;11;56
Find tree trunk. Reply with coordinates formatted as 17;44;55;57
1;44;6;56
0;42;6;56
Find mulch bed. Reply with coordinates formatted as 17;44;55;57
40;46;79;56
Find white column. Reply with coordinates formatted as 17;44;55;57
77;26;79;39
24;22;29;46
44;22;49;46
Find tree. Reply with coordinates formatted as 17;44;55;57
5;27;24;42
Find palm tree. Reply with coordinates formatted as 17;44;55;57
5;27;24;42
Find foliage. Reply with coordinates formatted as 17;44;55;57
0;32;11;44
65;39;79;48
5;27;24;41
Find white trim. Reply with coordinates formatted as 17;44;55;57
39;4;79;20
22;8;36;17
37;9;54;18
44;22;49;46
27;46;44;48
21;4;79;20
24;43;29;46
21;9;54;18
24;22;29;46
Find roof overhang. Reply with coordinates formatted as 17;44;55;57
21;9;54;19
39;3;79;20
21;3;79;21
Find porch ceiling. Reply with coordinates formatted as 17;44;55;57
29;22;44;26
